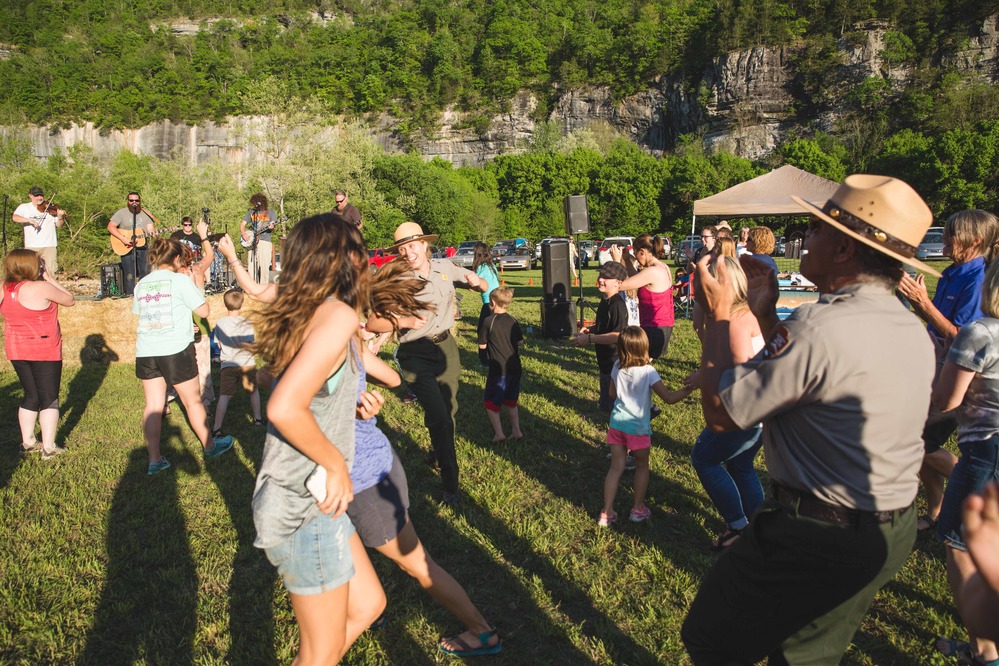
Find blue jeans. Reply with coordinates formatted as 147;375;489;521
937;434;999;551
691;425;764;530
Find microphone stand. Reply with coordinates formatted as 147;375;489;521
249;206;260;284
130;205;139;295
2;195;8;256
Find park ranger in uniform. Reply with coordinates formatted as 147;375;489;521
682;175;940;664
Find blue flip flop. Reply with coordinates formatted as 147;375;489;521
439;628;502;657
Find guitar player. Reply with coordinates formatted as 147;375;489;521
238;192;276;284
108;192;159;295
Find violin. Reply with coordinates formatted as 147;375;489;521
34;195;66;218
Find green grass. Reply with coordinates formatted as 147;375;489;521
0;266;961;665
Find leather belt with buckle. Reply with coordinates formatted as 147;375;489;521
430;330;449;344
772;482;909;527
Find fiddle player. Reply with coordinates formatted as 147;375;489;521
108;192;158;296
239;193;277;283
12;187;66;274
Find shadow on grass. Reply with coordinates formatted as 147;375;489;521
203;394;278;665
57;334;119;448
80;421;202;664
391;427;643;665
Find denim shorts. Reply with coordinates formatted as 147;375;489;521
937;435;999;551
263;511;356;595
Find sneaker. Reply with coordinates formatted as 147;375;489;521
402;390;418;405
148;457;172;475
205;435;235;459
624;454;636;471
629;505;652;523
20;441;43;454
441;492;461;508
41;446;67;460
597;511;618;527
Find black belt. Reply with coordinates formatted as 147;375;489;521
430;330;449;344
772;482;911;527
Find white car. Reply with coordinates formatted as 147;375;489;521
598;236;635;265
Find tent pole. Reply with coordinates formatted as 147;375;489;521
687;214;696;319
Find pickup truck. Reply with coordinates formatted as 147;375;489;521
368;248;397;268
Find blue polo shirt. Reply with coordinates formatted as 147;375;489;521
928;256;986;339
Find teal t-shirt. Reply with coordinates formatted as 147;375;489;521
477;264;500;304
133;269;206;357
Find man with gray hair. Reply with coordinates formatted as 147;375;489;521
682;175;939;664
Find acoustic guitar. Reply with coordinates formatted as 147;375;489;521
110;226;179;256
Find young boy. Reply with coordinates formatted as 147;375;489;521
212;290;262;436
573;261;630;412
478;287;525;442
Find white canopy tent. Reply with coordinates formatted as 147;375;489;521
690;165;839;237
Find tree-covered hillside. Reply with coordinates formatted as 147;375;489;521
0;0;996;131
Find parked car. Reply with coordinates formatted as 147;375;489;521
429;245;444;259
579;240;598;263
598;236;635;265
916;231;946;260
674;235;702;264
368;248;397;269
498;247;536;270
773;236;786;257
449;240;480;268
492;238;530;260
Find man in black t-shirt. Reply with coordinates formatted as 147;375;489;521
573;261;629;412
171;217;203;257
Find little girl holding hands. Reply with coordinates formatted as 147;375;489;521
600;326;693;526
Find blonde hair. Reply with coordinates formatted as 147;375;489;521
715;237;738;257
709;255;749;314
981;258;999;318
617;326;650;369
490;287;513;308
945;209;999;264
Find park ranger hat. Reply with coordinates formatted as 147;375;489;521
792;174;941;277
389;222;438;251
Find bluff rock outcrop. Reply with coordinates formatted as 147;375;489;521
8;14;998;167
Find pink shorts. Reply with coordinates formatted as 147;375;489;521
606;427;651;452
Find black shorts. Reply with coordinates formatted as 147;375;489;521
644;325;674;360
136;343;198;385
922;411;958;454
11;360;62;411
346;450;410;548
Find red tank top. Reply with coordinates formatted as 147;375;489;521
637;284;675;328
1;282;62;361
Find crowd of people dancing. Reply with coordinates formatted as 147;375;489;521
4;176;999;664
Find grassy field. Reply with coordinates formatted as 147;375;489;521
0;262;960;665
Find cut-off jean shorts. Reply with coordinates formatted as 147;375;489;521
264;511;356;595
937;434;999;552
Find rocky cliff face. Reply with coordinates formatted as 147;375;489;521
8;15;998;167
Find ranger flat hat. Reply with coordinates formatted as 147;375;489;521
792;174;940;277
389;221;438;251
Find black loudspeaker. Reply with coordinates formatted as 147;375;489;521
564;195;590;234
542;240;571;303
540;300;577;338
100;262;123;298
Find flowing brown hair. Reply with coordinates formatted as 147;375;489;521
147;237;185;268
4;249;41;283
250;214;369;374
368;258;435;331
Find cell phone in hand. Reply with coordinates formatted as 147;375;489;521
305;465;327;502
37;259;46;279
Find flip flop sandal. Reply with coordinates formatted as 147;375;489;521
439;628;502;657
711;527;744;551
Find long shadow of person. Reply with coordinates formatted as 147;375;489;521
202;397;278;664
57;334;120;448
0;374;24;490
79;420;200;665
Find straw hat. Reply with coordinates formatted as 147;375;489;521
388;221;438;251
792;174;940;277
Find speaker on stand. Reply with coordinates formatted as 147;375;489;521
564;195;591;327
